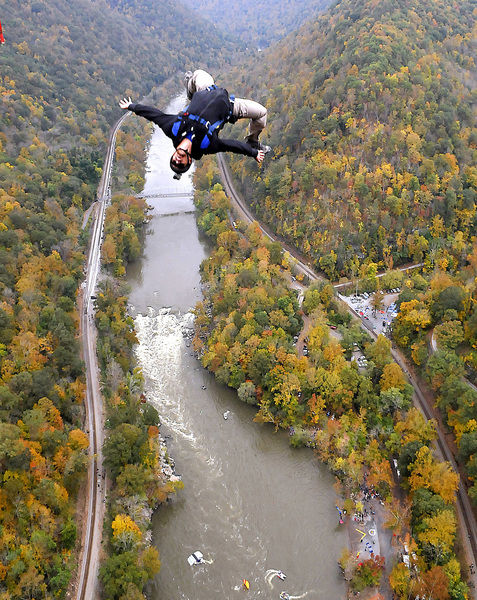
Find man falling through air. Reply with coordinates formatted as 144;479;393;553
119;69;271;179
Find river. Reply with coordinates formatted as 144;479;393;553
126;97;346;600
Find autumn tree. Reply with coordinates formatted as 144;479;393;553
408;446;458;504
415;565;450;600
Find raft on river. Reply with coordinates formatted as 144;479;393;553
187;551;204;566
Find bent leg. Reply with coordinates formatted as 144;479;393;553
186;69;215;98
232;97;267;141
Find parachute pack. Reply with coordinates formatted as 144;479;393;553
171;85;235;150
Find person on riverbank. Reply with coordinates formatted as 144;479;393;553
119;69;270;179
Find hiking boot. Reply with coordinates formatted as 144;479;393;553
259;143;272;154
246;138;271;154
184;71;193;99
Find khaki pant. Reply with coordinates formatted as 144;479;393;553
185;69;267;142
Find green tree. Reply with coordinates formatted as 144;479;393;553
434;321;464;349
103;424;147;478
458;431;477;464
431;286;466;322
99;552;147;600
319;251;337;280
366;334;392;372
60;520;77;550
116;464;150;497
426;350;465;391
411;488;447;531
238;381;257;404
379;387;411;416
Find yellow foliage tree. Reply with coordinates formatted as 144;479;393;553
418;510;456;556
409;446;458;503
112;514;142;538
322;339;345;367
395;408;436;446
111;514;142;550
389;562;412;599
140;546;161;579
430;460;460;504
380;362;406;391
397;299;431;333
68;429;89;451
37;397;64;430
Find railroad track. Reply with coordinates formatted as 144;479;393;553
76;111;129;600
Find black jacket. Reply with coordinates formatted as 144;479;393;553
129;87;258;160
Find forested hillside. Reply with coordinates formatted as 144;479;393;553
181;0;331;47
0;2;236;598
226;0;476;279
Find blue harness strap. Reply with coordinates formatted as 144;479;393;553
171;93;236;150
171;116;182;136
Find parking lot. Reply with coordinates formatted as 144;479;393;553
338;289;400;337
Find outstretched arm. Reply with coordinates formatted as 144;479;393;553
118;98;177;134
215;137;259;160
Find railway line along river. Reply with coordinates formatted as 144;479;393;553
126;97;346;600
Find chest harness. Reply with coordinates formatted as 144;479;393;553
171;85;235;150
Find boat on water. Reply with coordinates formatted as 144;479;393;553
277;570;286;580
223;410;231;420
279;593;290;600
187;551;204;566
